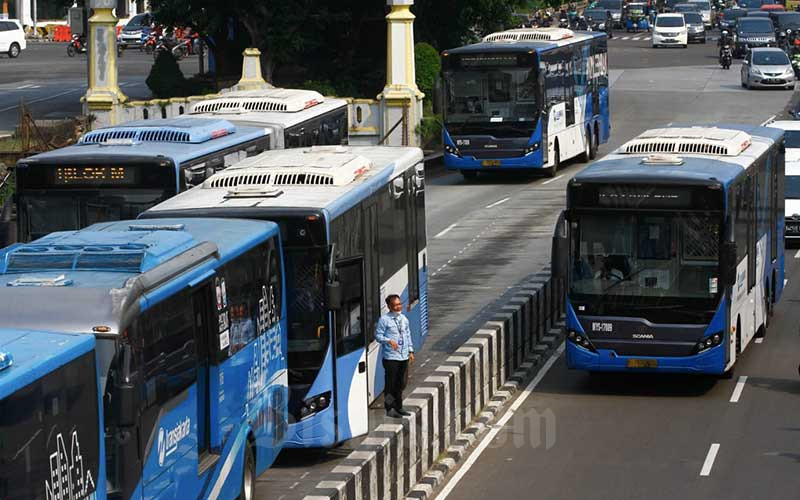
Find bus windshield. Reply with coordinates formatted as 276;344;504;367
570;212;722;323
19;190;170;241
443;66;539;134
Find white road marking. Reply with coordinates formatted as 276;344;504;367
785;279;789;287
542;174;564;185
0;87;85;113
15;84;33;89
623;36;630;40
435;223;458;239
760;115;776;126
755;338;764;344
434;343;565;500
486;197;510;209
729;375;748;403
700;443;720;476
794;248;800;258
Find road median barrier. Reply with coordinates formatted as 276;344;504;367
304;271;565;500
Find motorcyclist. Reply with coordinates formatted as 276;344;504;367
606;10;615;38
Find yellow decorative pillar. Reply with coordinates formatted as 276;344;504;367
378;0;424;147
227;48;274;92
82;0;127;128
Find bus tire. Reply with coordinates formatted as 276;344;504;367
460;170;478;181
579;127;592;163
239;444;256;500
590;123;599;160
544;145;560;178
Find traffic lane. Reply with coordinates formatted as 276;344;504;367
0;42;203;84
608;32;721;70
440;249;800;500
700;252;800;499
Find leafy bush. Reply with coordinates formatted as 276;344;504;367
297;79;339;96
417;114;442;151
415;42;441;99
145;51;210;98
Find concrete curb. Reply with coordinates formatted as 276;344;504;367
303;272;565;500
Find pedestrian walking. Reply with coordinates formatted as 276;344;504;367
375;294;415;418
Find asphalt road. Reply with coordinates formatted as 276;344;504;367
256;35;798;499
438;248;800;500
0;42;204;132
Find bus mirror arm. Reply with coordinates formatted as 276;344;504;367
114;345;139;427
326;244;342;310
720;241;737;288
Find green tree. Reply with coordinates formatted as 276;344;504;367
414;42;440;99
414;0;528;50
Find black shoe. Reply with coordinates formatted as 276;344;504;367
398;408;412;417
386;409;403;418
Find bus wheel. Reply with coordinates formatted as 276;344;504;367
590;125;599;160
544;146;559;178
758;288;770;336
579;128;592;163
460;170;478;181
239;445;256;500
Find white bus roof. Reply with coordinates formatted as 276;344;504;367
189;88;348;129
767;120;800;131
144;145;423;218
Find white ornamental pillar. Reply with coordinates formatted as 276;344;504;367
16;0;33;26
378;0;424;147
227;48;274;92
83;0;127;128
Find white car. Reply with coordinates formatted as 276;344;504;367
688;0;713;28
652;13;688;48
0;19;25;58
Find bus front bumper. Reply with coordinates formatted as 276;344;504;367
444;149;544;171
565;340;727;374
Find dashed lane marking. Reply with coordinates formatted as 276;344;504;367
435;223;458;239
729;375;748;403
542;174;564;185
700;443;720;476
755;338;764;344
485;197;510;209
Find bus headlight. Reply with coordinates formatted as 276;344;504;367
567;330;596;352
299;391;332;419
524;142;540;154
694;332;723;353
445;144;462;157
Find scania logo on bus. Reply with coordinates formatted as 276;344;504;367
157;417;191;466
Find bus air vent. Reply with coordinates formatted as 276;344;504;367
620;127;752;156
79;118;237;145
190;88;325;114
483;28;574;43
206;149;372;188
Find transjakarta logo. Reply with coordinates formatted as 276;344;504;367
157;417;191;466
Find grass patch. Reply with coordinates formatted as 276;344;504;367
0;136;23;152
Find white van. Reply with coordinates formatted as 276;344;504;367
0;19;25;58
652;13;688;48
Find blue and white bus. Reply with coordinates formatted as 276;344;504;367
557;125;784;376
14;117;271;241
440;27;610;179
0;218;288;499
140;145;428;447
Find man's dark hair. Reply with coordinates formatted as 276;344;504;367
385;294;401;307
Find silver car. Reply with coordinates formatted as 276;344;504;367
741;47;795;90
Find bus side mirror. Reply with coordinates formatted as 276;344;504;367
720;241;737;288
433;76;443;115
326;281;342;310
114;345;139;427
551;210;569;282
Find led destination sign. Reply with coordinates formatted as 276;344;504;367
54;166;137;186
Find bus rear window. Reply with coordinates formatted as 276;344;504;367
0;351;100;500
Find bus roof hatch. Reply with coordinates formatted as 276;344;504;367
483;28;574;43
79;118;237;145
190;88;326;114
619;127;752;157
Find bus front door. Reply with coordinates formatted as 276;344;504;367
333;258;369;441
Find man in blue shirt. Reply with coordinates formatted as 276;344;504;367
375;294;415;418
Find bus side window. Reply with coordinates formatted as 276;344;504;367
139;291;198;408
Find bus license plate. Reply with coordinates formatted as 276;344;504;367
627;359;658;369
482;160;501;167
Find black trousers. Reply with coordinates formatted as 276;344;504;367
383;358;408;412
